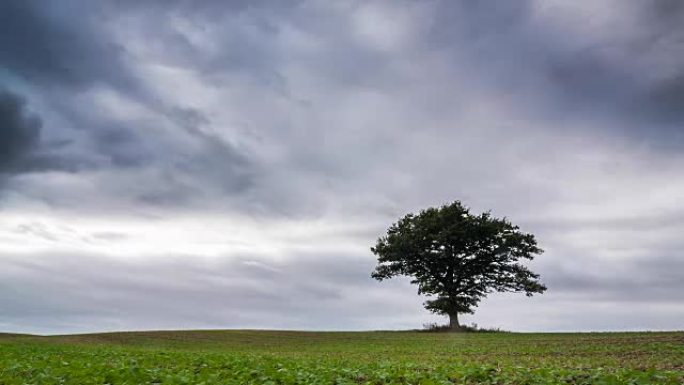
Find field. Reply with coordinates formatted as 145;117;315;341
1;330;683;384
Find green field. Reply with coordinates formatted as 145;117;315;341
1;330;682;384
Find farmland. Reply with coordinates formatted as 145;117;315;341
1;330;683;384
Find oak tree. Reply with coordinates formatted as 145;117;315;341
371;201;546;330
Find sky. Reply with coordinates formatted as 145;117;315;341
1;0;683;335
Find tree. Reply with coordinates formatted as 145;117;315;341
371;201;546;331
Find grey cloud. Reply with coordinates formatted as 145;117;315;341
527;210;684;233
540;2;684;142
430;1;533;43
171;109;256;196
89;231;128;242
107;0;300;15
13;223;60;242
471;292;684;332
426;1;684;146
540;254;684;303
114;117;257;208
0;251;422;334
96;0;303;91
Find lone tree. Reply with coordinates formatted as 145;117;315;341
371;201;546;331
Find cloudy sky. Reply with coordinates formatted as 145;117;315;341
1;0;683;335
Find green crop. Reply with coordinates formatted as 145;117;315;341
0;331;682;384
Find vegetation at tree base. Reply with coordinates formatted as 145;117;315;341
372;201;546;330
1;330;682;384
420;322;508;333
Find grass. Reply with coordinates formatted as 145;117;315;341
0;330;682;384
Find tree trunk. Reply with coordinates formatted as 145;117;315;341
448;312;462;331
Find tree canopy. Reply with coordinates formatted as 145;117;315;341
371;201;546;330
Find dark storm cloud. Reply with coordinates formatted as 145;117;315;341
0;0;144;178
0;0;129;88
0;89;41;173
0;0;259;203
0;88;74;175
